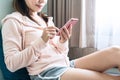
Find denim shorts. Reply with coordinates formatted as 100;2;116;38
30;60;75;80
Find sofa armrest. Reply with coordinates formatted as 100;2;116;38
0;68;4;80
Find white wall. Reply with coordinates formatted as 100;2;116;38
0;0;13;28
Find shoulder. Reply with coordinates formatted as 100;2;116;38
1;12;26;24
1;12;24;33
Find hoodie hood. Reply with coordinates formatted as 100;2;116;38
1;11;55;30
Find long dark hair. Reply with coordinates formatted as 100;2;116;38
13;0;48;23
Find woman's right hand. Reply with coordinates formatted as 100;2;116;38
41;26;59;42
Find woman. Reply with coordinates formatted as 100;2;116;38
1;0;120;80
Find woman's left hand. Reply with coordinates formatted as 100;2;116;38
59;24;72;43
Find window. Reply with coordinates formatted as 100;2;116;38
95;0;120;49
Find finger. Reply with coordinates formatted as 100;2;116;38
48;33;56;39
47;27;59;35
59;31;66;42
53;26;60;31
47;33;52;37
68;24;72;33
69;24;72;36
52;27;60;34
62;27;70;39
60;29;68;40
47;30;56;39
48;26;60;31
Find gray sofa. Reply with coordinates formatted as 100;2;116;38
0;1;120;80
0;1;11;79
0;69;4;80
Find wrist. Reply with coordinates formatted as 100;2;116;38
41;35;49;43
59;38;66;43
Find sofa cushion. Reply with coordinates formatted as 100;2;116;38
0;30;31;80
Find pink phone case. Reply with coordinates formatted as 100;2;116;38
57;18;79;35
63;18;79;29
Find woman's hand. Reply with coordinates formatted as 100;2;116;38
59;24;72;43
41;26;59;42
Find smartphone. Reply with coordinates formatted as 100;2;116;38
57;18;79;35
63;18;79;29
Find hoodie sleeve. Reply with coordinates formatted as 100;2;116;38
2;19;47;72
57;40;69;54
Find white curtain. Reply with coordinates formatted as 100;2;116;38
95;0;120;49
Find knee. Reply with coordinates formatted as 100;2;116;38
109;45;120;52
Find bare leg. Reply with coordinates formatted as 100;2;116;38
60;68;120;80
60;46;120;80
74;46;120;72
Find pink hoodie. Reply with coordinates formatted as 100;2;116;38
1;12;70;75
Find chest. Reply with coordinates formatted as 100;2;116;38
22;26;43;47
